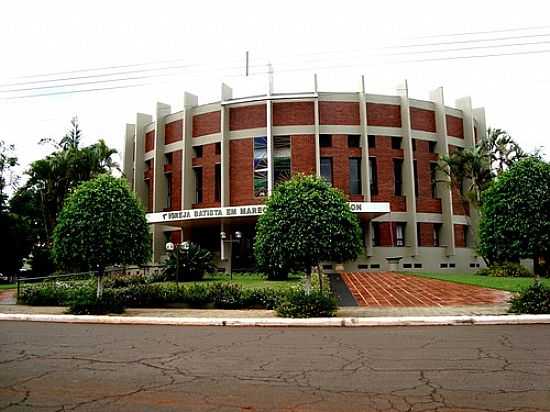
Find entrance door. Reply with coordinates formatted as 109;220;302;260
230;224;257;272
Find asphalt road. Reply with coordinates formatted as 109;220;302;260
1;322;549;412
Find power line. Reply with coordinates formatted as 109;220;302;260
3;30;550;89
4;34;550;96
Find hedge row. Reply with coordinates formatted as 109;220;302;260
18;281;338;317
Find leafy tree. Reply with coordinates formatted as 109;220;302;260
254;174;362;292
163;242;215;282
479;157;550;276
0;140;18;210
52;175;151;298
13;118;119;274
0;141;32;276
439;127;528;207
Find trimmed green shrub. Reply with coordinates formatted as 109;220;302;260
276;290;338;318
477;262;531;278
242;288;284;310
183;284;212;307
509;281;550;314
67;289;125;315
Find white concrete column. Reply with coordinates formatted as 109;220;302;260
473;107;487;143
221;83;232;207
455;97;476;148
123;123;135;190
430;87;455;256
133;113;153;207
359;75;371;201
151;103;172;263
181;92;198;210
266;99;274;195
456;97;481;248
397;80;418;256
314;74;321;177
153;102;171;213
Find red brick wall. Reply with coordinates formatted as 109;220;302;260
273;102;314;126
418;222;435;247
145;130;155;153
366;103;401;127
320;134;362;199
454;224;466;247
167;150;182;211
369;135;406;212
192;111;221;137
414;140;442;213
446;115;464;138
229;139;261;206
229;105;266;131
291;135;316;175
191;143;221;208
410;107;436;132
165;120;182;145
319;101;360;125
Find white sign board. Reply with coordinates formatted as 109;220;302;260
146;202;389;224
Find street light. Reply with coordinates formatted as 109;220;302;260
220;231;242;281
166;241;190;288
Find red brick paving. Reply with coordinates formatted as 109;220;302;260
341;272;511;307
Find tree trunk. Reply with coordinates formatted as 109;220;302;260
96;267;104;299
534;256;541;281
317;265;323;292
304;267;312;295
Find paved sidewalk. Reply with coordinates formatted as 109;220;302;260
341;271;512;307
0;302;510;317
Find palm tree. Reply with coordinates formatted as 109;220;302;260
439;127;526;207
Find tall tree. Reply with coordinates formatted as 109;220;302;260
479;157;550;275
0;140;18;211
12;118;120;274
439;127;527;207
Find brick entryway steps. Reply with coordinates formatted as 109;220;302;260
341;272;511;307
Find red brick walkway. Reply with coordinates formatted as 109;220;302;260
341;272;511;307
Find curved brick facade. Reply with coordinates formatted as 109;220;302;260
124;86;486;273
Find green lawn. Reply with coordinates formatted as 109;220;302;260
0;284;16;290
404;272;549;293
172;273;302;290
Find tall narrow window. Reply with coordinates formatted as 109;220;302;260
411;138;417;152
391;136;402;150
393;159;403;196
433;223;441;247
428;140;437;153
273;136;291;186
413;160;419;197
430;162;438;198
371;222;381;246
349;158;362;195
369;157;378;195
215;142;221;155
166;175;172;209
320;134;332;147
368;135;376;148
253;136;268;197
348;135;360;148
320;157;332;185
193;146;203;158
395;223;405;247
215;164;221;202
193;167;203;204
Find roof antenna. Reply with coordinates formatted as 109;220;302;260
245;51;249;77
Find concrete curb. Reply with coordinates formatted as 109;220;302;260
1;313;550;327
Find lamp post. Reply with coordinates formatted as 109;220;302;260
220;231;242;281
166;241;190;289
